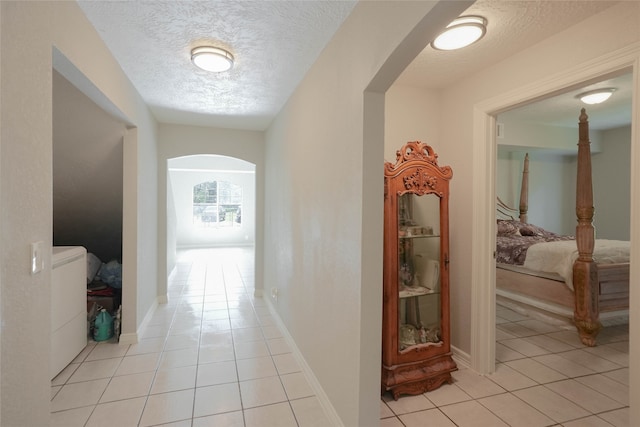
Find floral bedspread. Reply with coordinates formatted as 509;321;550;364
495;220;574;266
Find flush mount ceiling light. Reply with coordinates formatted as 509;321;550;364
431;15;487;51
191;46;234;72
576;88;616;105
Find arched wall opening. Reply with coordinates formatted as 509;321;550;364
157;124;265;304
167;155;256;250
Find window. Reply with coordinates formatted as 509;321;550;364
193;180;242;228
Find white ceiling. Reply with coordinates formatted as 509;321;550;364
396;0;619;89
77;0;357;130
77;0;630;131
498;72;633;131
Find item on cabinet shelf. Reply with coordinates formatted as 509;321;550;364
408;226;433;237
399;324;418;349
399;262;414;286
400;225;435;237
425;326;441;343
415;255;440;291
418;324;428;343
399;285;432;298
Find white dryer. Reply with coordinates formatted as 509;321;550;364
51;246;88;379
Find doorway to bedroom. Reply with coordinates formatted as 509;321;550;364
492;73;632;391
494;70;632;321
484;65;635;384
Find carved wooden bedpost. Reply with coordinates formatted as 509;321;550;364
573;108;601;346
519;153;529;223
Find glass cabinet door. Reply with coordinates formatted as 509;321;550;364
397;193;442;352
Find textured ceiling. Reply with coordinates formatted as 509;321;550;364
77;0;356;130
397;0;619;89
396;0;629;131
499;72;633;131
78;0;628;131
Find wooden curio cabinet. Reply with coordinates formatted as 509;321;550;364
382;141;457;399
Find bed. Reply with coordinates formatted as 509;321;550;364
495;109;630;346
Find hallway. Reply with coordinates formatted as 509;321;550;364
51;247;329;426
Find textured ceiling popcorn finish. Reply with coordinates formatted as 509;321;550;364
397;0;618;90
78;1;356;130
78;0;628;131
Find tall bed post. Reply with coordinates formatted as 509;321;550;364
519;153;529;223
573;108;601;346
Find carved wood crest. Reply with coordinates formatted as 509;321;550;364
402;168;439;195
384;141;452;198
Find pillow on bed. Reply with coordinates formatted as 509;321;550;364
519;225;539;236
497;220;521;236
520;223;548;236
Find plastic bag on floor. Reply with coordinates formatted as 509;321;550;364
98;260;122;289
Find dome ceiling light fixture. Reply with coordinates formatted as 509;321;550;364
191;46;234;72
431;15;487;51
576;88;616;105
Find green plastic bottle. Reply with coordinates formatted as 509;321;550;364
94;309;114;342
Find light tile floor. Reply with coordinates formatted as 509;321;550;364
51;247;630;426
51;247;330;427
381;306;629;427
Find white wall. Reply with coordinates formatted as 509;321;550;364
384;85;442;162
263;2;471;425
497;149;575;235
53;69;125;262
157;124;264;300
0;2;158;424
494;115;581;232
592;126;631;240
496;117;603;153
167;174;177;271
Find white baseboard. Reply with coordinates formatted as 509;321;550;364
119;296;161;345
118;332;138;345
263;296;343;427
451;345;471;369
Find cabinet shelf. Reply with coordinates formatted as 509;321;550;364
399;234;440;240
399;286;437;298
399;340;444;355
